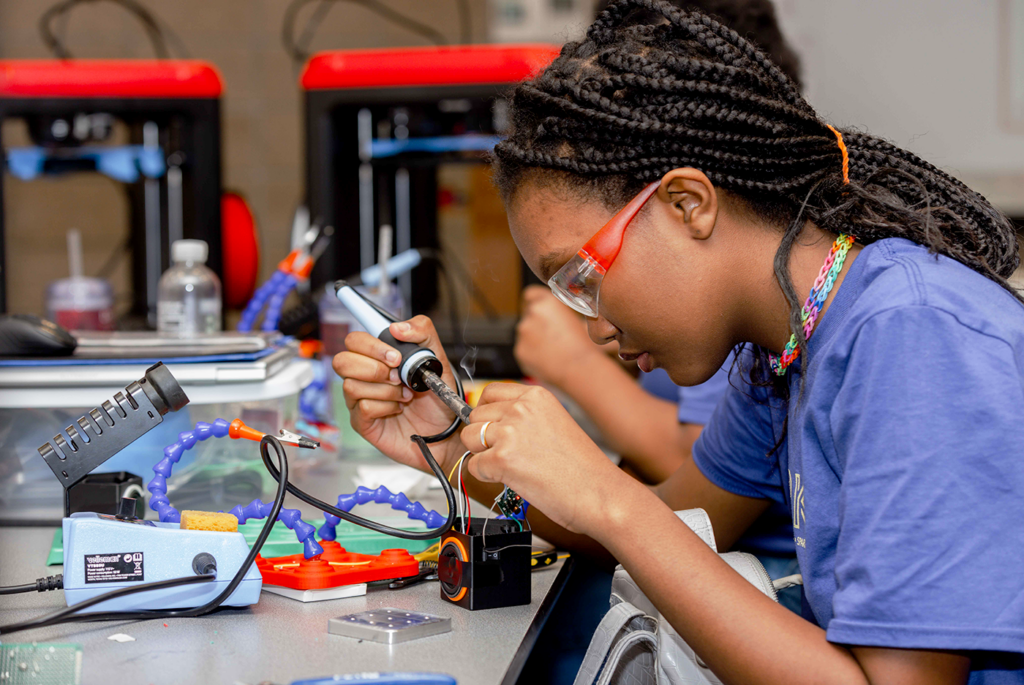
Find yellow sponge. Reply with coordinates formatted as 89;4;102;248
179;510;238;532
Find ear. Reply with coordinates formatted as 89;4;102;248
658;168;718;241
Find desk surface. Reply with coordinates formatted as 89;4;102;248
0;526;570;685
0;455;571;685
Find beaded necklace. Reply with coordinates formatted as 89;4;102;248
768;233;856;376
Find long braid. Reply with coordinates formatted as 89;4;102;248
494;0;1022;389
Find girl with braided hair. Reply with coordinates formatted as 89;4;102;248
334;1;1024;681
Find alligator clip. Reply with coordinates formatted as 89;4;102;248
277;429;320;449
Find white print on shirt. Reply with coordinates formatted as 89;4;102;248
789;469;806;548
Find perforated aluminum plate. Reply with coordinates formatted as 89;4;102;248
328;608;451;644
0;644;82;685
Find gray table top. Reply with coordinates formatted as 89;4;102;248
0;453;571;685
0;526;570;685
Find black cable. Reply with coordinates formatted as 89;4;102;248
0;584;40;596
282;0;448;66
39;0;172;59
0;575;64;596
0;575;214;636
418;366;464;443
258;429;457;540
0;436;289;636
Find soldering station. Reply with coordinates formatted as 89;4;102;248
0;2;572;683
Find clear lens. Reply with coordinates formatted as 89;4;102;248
547;251;605;317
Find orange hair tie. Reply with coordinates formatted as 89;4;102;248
826;124;849;185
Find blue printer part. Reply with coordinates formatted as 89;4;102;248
61;513;261;611
6;145;166;183
355;248;423;288
367;134;500;159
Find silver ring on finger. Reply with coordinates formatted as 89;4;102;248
479;421;492;450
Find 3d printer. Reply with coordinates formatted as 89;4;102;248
301;44;559;376
0;59;225;325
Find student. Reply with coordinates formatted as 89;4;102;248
334;1;1024;682
516;286;802;614
515;284;706;483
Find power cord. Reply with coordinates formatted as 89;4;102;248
39;0;188;60
0;435;290;637
282;0;471;67
257;423;459;541
0;575;64;596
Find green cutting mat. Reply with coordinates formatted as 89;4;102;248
46;517;437;565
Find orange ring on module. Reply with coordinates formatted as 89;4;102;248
441;538;469;602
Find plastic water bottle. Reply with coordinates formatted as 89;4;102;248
157;239;222;334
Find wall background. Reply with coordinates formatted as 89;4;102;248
3;0;1024;315
0;0;489;316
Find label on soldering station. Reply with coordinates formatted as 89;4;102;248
84;552;145;584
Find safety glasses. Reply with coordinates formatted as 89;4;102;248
548;181;660;318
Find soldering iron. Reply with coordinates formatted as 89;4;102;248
334;281;525;518
335;280;469;418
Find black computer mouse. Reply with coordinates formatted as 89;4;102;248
0;314;77;356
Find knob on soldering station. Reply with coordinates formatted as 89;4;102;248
334;281;443;392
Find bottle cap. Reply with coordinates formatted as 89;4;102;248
172;240;208;264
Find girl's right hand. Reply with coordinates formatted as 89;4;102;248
332;315;463;473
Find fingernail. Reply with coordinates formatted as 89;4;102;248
402;387;413;400
395;322;411;333
386;350;400;365
389;369;400;383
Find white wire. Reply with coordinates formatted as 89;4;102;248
452;450;471;532
458;453;470;534
449;451;470;524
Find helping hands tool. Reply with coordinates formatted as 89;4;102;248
238;222;333;332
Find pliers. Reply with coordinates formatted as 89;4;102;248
238;223;333;332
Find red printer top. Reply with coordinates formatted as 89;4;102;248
0;60;223;99
300;44;561;91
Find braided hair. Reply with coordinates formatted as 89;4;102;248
494;0;1022;387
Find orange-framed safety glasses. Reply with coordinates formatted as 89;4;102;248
547;181;660;317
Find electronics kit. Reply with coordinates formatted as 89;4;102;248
1;321;551;648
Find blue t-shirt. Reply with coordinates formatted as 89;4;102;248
640;362;732;424
693;238;1024;680
642;359;795;557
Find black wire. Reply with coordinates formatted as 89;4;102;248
0;575;214;636
282;0;448;66
0;584;39;596
0;575;64;596
39;0;172;59
247;293;459;534
419;367;464;443
258;429;457;540
0;436;289;636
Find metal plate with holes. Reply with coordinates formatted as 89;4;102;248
328;608;452;644
0;643;83;685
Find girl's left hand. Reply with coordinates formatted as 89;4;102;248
460;382;637;536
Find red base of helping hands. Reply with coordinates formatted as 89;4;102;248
256;542;420;590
